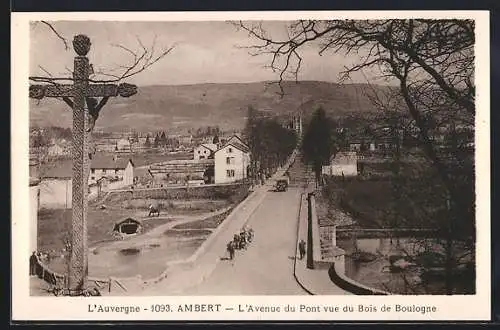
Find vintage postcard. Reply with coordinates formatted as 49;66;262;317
11;10;490;321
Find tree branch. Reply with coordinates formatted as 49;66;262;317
41;21;69;50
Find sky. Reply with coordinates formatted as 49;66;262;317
29;20;384;86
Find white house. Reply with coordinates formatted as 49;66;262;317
322;151;358;177
39;161;73;209
39;156;134;208
193;143;218;160
89;155;135;187
214;140;250;184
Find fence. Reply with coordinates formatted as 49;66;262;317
31;255;127;294
31;255;65;287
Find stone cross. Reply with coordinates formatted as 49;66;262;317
29;35;137;292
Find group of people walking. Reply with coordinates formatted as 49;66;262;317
226;226;254;261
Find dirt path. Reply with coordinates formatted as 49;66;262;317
91;206;232;253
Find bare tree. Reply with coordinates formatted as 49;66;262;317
30;21;176;192
31;21;176;85
30;21;175;131
234;19;475;294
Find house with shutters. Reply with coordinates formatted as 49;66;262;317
214;137;250;184
322;151;358;177
89;154;135;187
193;143;218;160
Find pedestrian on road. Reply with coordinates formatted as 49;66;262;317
239;230;247;249
248;228;254;243
245;227;253;243
227;241;235;260
233;234;240;250
299;239;306;260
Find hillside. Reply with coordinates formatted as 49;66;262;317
29;81;389;132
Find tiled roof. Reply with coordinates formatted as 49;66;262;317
200;143;218;152
228;134;244;143
41;159;73;179
215;140;250;154
41;154;134;179
91;154;134;169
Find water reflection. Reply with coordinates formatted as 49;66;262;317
337;237;474;295
46;234;209;280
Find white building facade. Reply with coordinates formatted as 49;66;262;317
214;143;250;184
89;159;134;186
193;143;217;160
322;151;358;177
39;178;72;209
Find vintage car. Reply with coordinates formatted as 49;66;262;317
274;177;289;192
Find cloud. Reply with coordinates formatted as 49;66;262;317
30;21;381;86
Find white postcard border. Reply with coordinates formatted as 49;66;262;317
11;10;491;321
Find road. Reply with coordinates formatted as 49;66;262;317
182;186;306;295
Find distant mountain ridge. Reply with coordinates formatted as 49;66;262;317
29;81;388;132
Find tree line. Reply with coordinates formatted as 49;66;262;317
243;106;298;180
30;126;73;148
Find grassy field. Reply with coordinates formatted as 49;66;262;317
38;185;249;257
322;157;474;238
321;160;450;230
119;199;229;213
37;208;174;254
323;178;446;229
173;208;233;230
163;229;213;238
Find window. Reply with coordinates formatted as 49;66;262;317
226;157;231;164
91;176;95;180
198;150;201;154
115;169;119;174
91;169;95;174
228;147;232;153
226;169;235;177
200;156;205;159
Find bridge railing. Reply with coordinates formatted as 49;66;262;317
328;265;389;295
306;194;391;295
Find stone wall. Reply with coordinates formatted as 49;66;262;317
308;193;389;295
105;183;250;203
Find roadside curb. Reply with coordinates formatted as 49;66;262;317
292;182;353;296
293;190;314;295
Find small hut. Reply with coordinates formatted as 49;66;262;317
113;218;143;236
